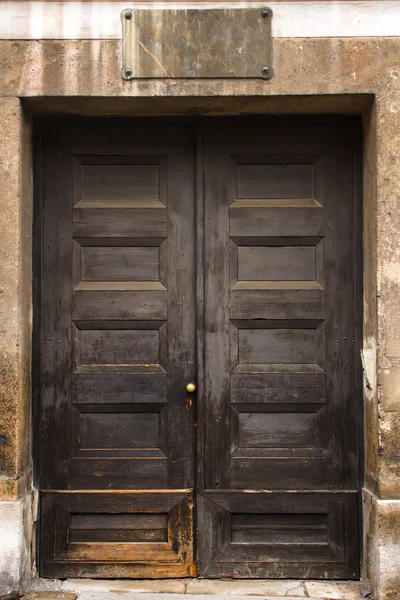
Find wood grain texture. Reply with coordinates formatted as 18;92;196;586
238;246;316;281
231;513;328;544
78;411;160;449
78;328;159;365
231;369;326;405
230;206;324;237
198;491;359;579
202;132;232;491
230;288;325;320
81;246;160;281
70;513;168;543
72;372;167;404
238;412;317;448
81;164;159;200
40;490;194;578
237;162;314;200
238;328;316;364
39;132;73;490
73;207;168;238
231;456;328;489
73;289;167;320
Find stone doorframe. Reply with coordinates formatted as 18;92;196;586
0;37;400;600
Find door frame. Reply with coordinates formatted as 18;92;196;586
32;115;364;578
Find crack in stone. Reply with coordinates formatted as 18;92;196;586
283;582;307;597
301;582;310;598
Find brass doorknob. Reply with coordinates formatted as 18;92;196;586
186;383;196;393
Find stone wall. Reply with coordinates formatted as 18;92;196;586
0;32;399;599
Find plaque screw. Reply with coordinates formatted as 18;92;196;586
125;12;132;20
125;68;133;77
261;66;271;78
261;7;271;18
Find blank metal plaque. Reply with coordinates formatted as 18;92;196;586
121;7;273;79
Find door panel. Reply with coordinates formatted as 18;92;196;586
198;124;360;578
38;125;196;577
198;491;358;578
41;491;194;577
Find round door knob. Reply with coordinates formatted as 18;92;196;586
186;383;196;393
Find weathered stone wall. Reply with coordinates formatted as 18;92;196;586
0;98;32;593
0;35;399;599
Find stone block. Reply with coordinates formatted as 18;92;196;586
0;97;23;482
363;489;400;600
23;594;77;600
185;580;307;597
304;582;362;600
63;579;186;594
382;368;400;412
0;499;23;595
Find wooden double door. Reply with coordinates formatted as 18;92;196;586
36;119;361;579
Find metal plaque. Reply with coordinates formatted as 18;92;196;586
121;7;273;80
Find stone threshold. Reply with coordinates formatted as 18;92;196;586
24;579;368;600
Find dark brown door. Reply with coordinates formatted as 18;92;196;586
36;120;361;579
197;123;361;579
38;124;197;577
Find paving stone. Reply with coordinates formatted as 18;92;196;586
26;579;363;600
63;580;186;594
27;579;64;592
304;582;362;600
74;595;318;600
185;580;307;597
23;593;77;600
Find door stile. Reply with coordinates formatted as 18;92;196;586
197;126;233;574
165;143;197;491
39;133;74;491
195;127;205;495
195;127;214;573
352;120;364;494
202;130;232;492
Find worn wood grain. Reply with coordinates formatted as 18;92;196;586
40;490;194;577
238;246;316;281
237;162;315;200
81;246;160;281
